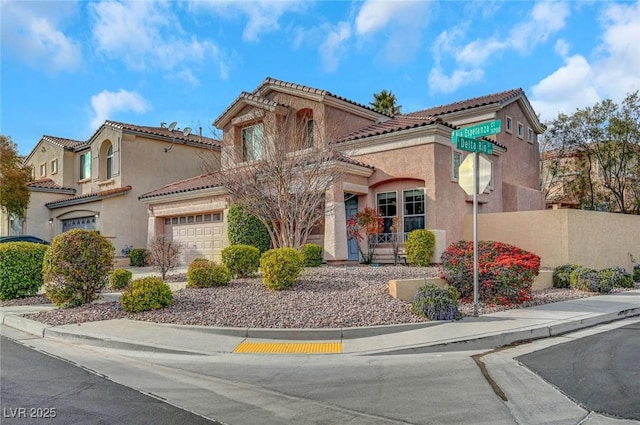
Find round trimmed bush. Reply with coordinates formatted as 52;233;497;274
440;240;540;305
221;244;260;278
129;248;148;267
0;242;48;300
187;259;231;288
260;248;303;290
411;284;461;321
570;266;612;293
227;204;270;253
43;229;115;308
553;264;581;288
109;268;132;290
598;267;634;289
405;229;436;266
121;277;173;313
301;243;323;267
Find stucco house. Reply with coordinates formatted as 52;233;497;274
10;121;220;255
139;77;545;265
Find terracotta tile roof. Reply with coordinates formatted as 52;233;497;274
336;116;453;143
88;120;222;148
45;185;132;209
139;173;223;200
405;88;524;118
41;135;86;149
258;77;392;117
27;178;75;192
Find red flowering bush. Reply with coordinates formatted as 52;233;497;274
440;240;540;305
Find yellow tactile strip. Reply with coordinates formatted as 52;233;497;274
233;341;342;354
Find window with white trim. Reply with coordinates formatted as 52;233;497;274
376;191;397;236
51;159;58;175
403;189;425;234
80;152;91;180
505;116;512;133
39;163;46;177
528;128;535;143
242;123;263;161
517;122;524;139
106;145;114;179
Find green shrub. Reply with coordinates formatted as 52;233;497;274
221;244;261;278
553;263;581;288
411;284;461;321
599;267;634;289
634;265;640;283
109;268;132;290
43;229;115;308
301;243;323;267
120;277;173;313
405;229;436;266
129;248;148;267
227;204;270;253
440;240;540;305
187;259;231;288
570;266;612;293
0;242;48;300
260;248;303;290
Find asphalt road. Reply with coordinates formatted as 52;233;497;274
0;336;221;425
517;321;640;420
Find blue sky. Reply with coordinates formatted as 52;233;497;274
2;0;640;156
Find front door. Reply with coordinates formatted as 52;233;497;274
345;195;359;261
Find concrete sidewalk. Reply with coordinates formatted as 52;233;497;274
2;289;639;356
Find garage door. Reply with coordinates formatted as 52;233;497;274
164;212;224;265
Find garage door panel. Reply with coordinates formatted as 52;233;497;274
165;221;224;265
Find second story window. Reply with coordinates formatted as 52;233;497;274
242;123;263;162
517;122;524;139
505;116;512;133
80;152;91;180
40;163;46;177
51;159;58;175
106;145;113;179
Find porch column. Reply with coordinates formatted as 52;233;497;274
324;185;347;262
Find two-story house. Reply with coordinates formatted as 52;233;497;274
139;77;545;265
17;121;220;255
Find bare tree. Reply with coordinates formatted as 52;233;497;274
147;236;181;281
215;108;348;249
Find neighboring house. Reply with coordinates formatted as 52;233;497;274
140;77;546;265
12;121;220;255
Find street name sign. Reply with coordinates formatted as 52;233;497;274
451;120;501;142
456;137;494;155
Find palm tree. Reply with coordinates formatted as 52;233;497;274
370;90;402;115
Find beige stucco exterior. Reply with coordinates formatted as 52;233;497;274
10;123;220;256
464;209;640;273
141;78;546;265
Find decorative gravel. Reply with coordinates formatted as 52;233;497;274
7;266;638;329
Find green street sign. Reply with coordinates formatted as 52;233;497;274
456;137;494;154
451;120;501;142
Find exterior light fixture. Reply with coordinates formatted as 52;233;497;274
48;218;54;224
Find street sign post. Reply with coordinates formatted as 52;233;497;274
451;119;501;142
456;136;493;155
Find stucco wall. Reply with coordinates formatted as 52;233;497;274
463;209;640;273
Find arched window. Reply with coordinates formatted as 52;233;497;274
106;145;113;179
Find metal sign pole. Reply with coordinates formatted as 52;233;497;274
473;151;479;317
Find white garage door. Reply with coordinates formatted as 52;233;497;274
164;212;224;265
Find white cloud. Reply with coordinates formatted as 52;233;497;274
554;39;571;57
319;22;351;72
89;1;228;80
0;1;82;72
429;1;570;95
354;0;431;63
90;90;149;129
428;67;484;94
531;0;640;121
190;0;304;42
